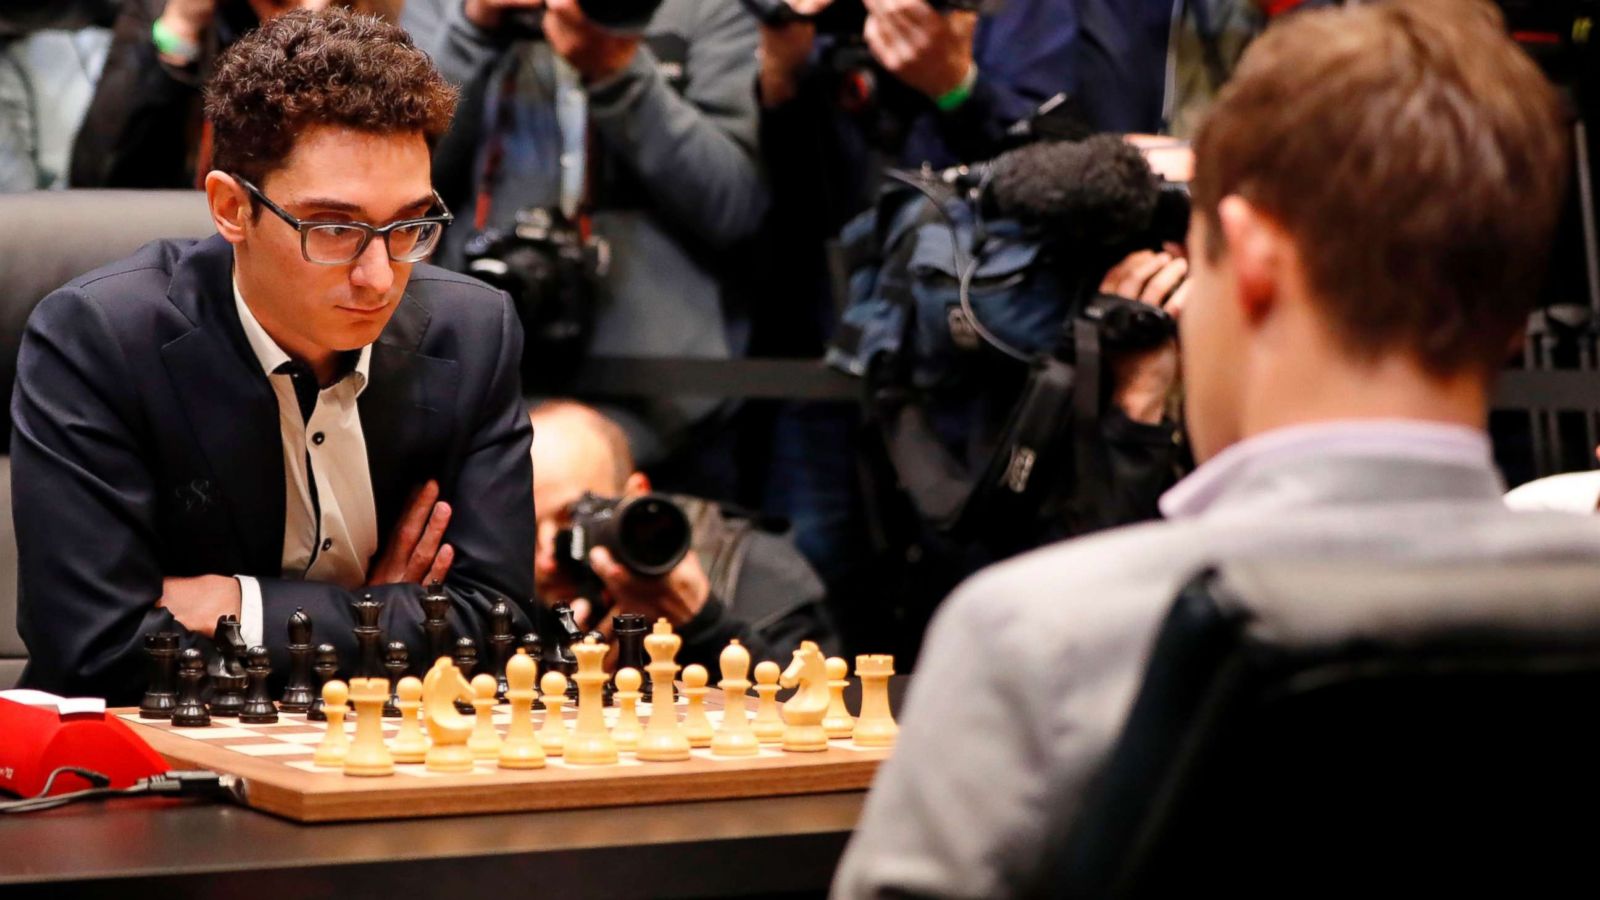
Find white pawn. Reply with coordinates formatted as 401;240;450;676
681;664;714;749
391;676;429;764
539;670;569;757
751;661;784;745
712;640;759;758
468;673;501;760
612;667;644;752
312;680;350;767
823;656;856;740
499;649;545;769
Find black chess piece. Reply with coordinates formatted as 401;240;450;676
613;612;650;702
208;615;248;717
351;593;385;679
487;600;515;701
171;648;211;728
239;646;279;724
421;580;453;669
140;632;180;720
307;643;339;722
382;641;409;717
280;608;315;713
453;636;478;715
519;633;543;684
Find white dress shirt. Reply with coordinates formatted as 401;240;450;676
1505;470;1600;514
233;282;379;647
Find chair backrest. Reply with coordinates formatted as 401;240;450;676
0;190;213;448
1055;559;1600;898
0;456;22;688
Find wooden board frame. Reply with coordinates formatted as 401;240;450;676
115;708;890;823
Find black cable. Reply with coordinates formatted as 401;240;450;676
0;768;241;814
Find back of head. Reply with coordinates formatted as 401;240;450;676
1192;0;1569;377
203;7;457;188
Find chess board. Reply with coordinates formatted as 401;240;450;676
115;696;891;823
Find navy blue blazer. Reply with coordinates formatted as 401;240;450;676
11;234;539;704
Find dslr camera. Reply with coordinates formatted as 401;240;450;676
555;492;695;588
463;207;609;383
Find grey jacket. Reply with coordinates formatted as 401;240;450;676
405;0;767;457
832;443;1600;898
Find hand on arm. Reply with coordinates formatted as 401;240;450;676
365;479;455;587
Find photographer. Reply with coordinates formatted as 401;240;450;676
69;0;401;188
405;0;768;470
531;402;841;672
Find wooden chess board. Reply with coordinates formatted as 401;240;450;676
115;697;891;823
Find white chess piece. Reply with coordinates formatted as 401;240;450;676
312;680;350;767
468;673;502;760
823;656;856;740
566;636;618;765
637;619;690;761
751;660;785;745
344;677;395;776
681;664;714;749
499;649;545;769
712;640;759;757
391;676;429;764
612;667;644;752
853;654;898;748
539;671;569;757
422;658;475;773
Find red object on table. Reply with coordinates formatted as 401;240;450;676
0;696;169;797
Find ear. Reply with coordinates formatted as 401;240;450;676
623;471;651;497
1216;195;1286;327
205;171;251;245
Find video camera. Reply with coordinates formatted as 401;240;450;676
554;492;694;587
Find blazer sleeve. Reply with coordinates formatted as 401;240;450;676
252;291;540;676
10;286;190;702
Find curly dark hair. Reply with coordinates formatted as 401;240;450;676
204;8;457;190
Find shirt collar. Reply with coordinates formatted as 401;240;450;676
232;277;372;396
1160;419;1494;520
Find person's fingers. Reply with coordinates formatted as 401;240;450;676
588;546;640;591
570;597;594;627
1164;280;1193;320
423;543;454;587
404;501;452;582
787;0;834;13
1114;252;1171;299
1099;250;1155;294
1140;258;1188;306
393;480;439;554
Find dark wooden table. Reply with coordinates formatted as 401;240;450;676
0;788;867;898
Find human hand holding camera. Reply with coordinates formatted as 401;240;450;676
1103;248;1188;426
861;0;977;102
463;0;641;83
756;0;832;107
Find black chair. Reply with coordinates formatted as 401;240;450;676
0;190;212;683
1055;559;1600;898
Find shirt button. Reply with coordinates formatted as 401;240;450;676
312;432;326;446
321;538;334;552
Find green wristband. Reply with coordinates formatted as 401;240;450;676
152;18;201;64
935;64;978;112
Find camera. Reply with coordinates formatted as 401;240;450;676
739;0;985;29
463;207;609;384
555;493;694;585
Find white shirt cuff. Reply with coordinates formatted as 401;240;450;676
236;575;264;649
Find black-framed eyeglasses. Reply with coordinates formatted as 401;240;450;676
233;175;454;266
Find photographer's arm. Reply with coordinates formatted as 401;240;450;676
583;0;769;249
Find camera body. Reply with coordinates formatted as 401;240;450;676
555;492;695;586
463;207;608;383
740;0;985;29
503;0;667;37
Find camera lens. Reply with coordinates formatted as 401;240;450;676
576;0;664;33
616;497;692;576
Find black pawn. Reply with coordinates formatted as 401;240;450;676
351;593;385;679
613;613;650;702
488;600;515;701
453;636;478;715
382;641;409;717
140;632;180;720
239;646;279;724
421;580;453;669
307;643;339;722
171;648;211;728
519;633;543;683
208;616;248;718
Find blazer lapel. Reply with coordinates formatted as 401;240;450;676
360;293;460;540
158;236;287;577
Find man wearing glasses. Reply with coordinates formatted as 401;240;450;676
11;8;542;703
